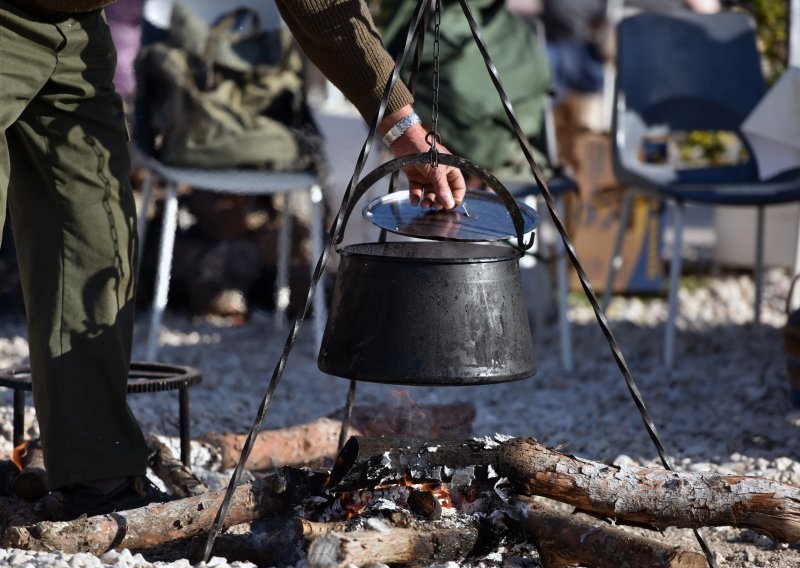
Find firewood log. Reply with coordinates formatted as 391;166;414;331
0;473;297;554
200;417;347;470
305;522;480;568
183;519;301;566
200;402;476;471
498;438;800;544
296;518;351;539
11;440;47;502
509;497;707;568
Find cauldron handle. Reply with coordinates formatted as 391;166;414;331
336;152;535;251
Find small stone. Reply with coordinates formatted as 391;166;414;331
613;454;636;467
100;551;120;563
8;553;32;566
206;557;229;567
774;457;794;471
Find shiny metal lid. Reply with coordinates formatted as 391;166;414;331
362;189;540;242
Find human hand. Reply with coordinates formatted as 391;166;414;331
381;107;467;210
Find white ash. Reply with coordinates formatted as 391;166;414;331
0;267;799;566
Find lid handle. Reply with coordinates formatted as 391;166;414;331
337;152;535;250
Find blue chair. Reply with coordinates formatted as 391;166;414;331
606;10;800;368
135;0;327;360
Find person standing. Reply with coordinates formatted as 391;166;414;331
0;0;464;519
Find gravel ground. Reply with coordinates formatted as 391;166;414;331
1;265;799;567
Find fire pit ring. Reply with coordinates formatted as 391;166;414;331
0;361;203;465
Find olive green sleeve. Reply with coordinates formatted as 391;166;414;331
274;0;414;125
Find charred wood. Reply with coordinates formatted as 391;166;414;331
498;438;800;544
327;436;499;490
11;440;47;502
146;435;208;498
183;519;302;567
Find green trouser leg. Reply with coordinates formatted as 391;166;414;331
0;2;149;489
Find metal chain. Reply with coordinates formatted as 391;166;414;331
426;0;442;167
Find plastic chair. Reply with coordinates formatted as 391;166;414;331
135;0;327;360
607;10;800;368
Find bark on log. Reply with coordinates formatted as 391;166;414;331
201;417;346;470
1;473;296;554
327;436;499;490
146;435;208;498
510;497;707;568
498;438;800;544
305;522;480;568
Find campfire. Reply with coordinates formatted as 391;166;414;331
1;402;799;568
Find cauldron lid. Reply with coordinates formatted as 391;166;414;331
363;189;540;243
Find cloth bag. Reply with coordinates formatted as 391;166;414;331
134;3;317;171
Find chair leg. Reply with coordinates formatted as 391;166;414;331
274;193;292;331
136;170;156;261
665;202;685;370
792;206;800;309
555;196;573;372
145;181;179;362
602;190;635;311
309;184;327;348
754;205;765;325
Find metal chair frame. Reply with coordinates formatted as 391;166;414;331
136;0;327;360
606;10;800;368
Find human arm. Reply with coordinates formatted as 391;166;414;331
274;0;466;209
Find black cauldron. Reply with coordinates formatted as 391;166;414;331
318;153;539;386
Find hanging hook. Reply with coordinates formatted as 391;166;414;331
425;131;441;167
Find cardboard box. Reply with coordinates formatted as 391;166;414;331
567;133;665;294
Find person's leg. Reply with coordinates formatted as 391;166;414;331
2;4;149;490
0;1;59;246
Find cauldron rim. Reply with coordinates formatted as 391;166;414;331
338;241;522;264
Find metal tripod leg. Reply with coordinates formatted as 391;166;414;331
338;379;358;451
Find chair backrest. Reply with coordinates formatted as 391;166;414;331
612;10;766;186
142;0;281;32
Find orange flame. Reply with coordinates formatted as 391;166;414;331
11;441;27;471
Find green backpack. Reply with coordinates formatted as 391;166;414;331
377;0;552;176
134;4;319;171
